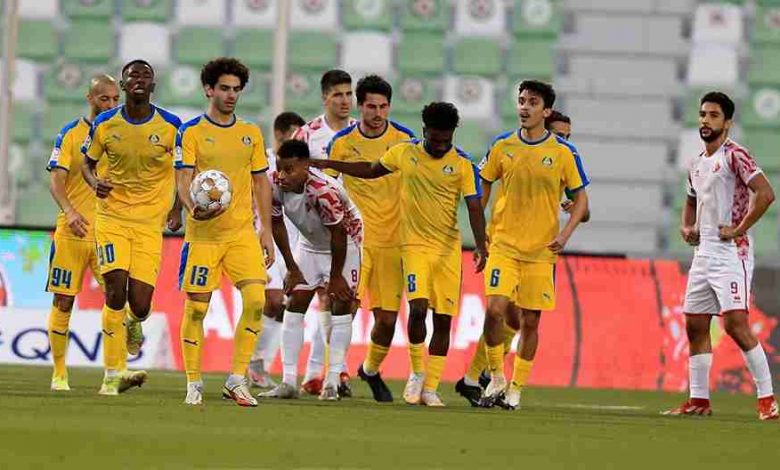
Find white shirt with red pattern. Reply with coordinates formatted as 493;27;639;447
687;139;762;261
271;168;363;253
292;114;357;159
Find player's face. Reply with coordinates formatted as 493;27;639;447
206;74;242;115
699;102;731;143
423;127;455;158
88;83;120;116
517;90;551;131
121;63;155;102
548;121;571;140
359;93;390;131
323;83;353;120
276;157;308;192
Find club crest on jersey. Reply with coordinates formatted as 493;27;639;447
242;136;252;146
149;134;160;144
542;156;553;167
443;165;454;175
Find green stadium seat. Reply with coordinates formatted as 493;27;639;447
121;0;172;22
394;77;439;116
42;103;85;147
16;185;59;228
241;74;270;113
288;33;338;72
743;128;780;171
62;0;115;19
742;87;780;128
500;81;520;121
17;21;58;61
233;29;274;71
747;45;780;86
512;0;563;38
400;0;449;32
398;32;446;76
758;0;780;6
391;112;423;137
507;38;555;80
457;121;490;162
753;214;779;255
157;66;203;107
9;144;35;190
175;27;225;66
12;102;35;143
43;63;93;103
752;6;780;45
342;0;394;31
63;21;115;63
452;38;503;77
285;72;323;119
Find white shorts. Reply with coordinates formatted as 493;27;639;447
266;220;299;291
291;244;362;293
683;255;753;315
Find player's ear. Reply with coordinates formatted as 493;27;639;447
543;108;552;119
149;82;156;94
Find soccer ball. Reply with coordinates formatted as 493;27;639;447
190;170;232;212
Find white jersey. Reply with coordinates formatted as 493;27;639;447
687;139;762;261
271;168;363;253
292;114;357;159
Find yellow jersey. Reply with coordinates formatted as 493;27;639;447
47;117;106;240
326;120;416;248
379;140;481;254
479;129;589;263
175;114;269;243
82;104;181;228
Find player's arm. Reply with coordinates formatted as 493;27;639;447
549;148;590;254
252;172;276;267
720;174;775;241
326;222;352;303
681;175;699;245
271;214;305;294
480;180;492;210
562;194;591;223
310;159;390;179
466;196;488;272
80;123;113;199
48;131;89;237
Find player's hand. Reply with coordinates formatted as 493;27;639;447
94;178;113;199
718;225;742;241
561;200;574;214
284;267;307;295
192;203;224;221
473;247;488;273
166;208;183;232
259;229;275;268
65;208;89;238
680;225;700;246
327;273;353;303
547;232;570;254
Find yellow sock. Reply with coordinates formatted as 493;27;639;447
408;342;426;376
423;355;446;392
181;299;209;382
232;284;265;376
102;305;125;372
466;334;489;382
510;356;534;392
486;344;504;378
117;305;129;373
363;341;390;375
502;323;517;353
48;305;71;379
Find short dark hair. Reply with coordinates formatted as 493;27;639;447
700;91;735;120
518;80;556;109
121;59;154;78
200;57;250;89
277;139;310;160
320;69;352;95
274;112;306;133
356;74;392;105
545;110;571;128
422;102;459;131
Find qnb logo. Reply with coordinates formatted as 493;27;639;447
7;328;143;362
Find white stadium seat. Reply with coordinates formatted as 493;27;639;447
564;0;652;14
119;23;171;67
675;129;703;171
442;76;495;121
574;140;669;183
686;45;738;87
18;0;59;19
692;3;743;46
232;0;277;28
454;0;507;37
586;183;665;224
0;60;38;102
291;0;337;31
566;56;678;97
176;0;227;26
340;32;393;77
565;97;674;139
566;223;659;253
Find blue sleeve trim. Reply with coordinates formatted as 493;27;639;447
174;163;195;170
155;104;183;129
46;163;69;172
555;135;590;187
389;120;417;139
469;163;483;198
326;124;356;157
54;118;81;150
175;115;203;148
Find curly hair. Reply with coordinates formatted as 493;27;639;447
421;102;459;131
200;57;250;89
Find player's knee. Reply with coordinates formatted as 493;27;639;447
264;291;285;318
188;302;208;322
129;301;151;320
374;311;397;332
723;312;751;342
104;285;127;310
432;314;452;334
685;317;710;343
241;283;266;321
521;311;541;331
53;294;75;313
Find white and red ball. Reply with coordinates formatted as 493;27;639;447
190;170;232;212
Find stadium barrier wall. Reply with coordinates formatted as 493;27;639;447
0;228;777;393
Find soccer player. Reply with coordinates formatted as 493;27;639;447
479;81;590;410
81;60;182;396
293;69;357;397
249;111;306;389
326;75;416;402
312;102;487;407
259;140;363;401
663;92;778;420
175;58;275;407
46;74;145;393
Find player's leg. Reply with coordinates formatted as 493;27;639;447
301;289;329;395
48;294;74;391
123;226;165;357
401;250;432;405
249;288;284;388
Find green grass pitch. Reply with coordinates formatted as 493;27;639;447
0;365;777;469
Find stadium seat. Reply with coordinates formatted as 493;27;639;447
17;0;58;19
121;0;172;22
342;0;394;31
11;102;35;143
512;0;563;38
240;74;269;113
456;121;490;162
62;0;114;19
394;76;439;116
454;0;507;37
288;33;338;72
157;66;204;107
4;59;38;102
743;128;780;171
167;106;201;124
291;0;338;31
232;0;277;28
452;37;503;77
392;112;423;137
233;29;274;71
176;0;227;26
575;139;669;183
747;45;780;86
567;223;659;254
8;144;34;191
687;45;738;87
676;129;703;170
63;20;115;63
589;183;665;224
42;102;85;146
43;62;94;103
16;186;59;228
564;0;653;14
341;32;393;77
692;3;743;46
753;5;780;45
499;80;520;124
285;72;323;119
507;38;555;80
16;21;58;62
398;32;446;76
174;27;224;66
400;0;449;32
443;76;495;121
566;97;673;139
753;213;780;254
566;56;678;97
119;23;170;66
742;87;780;128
